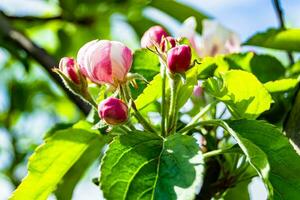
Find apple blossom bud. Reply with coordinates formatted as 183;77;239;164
161;36;176;52
193;82;203;98
98;97;128;125
59;57;80;84
141;26;168;48
77;40;132;85
167;45;191;74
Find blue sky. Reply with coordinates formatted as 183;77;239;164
182;0;300;40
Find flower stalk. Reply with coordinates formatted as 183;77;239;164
167;74;181;135
120;84;157;133
160;60;167;137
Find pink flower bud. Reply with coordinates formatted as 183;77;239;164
193;82;203;98
167;45;191;74
77;40;133;85
98;97;128;125
59;57;80;84
160;36;176;52
141;26;168;48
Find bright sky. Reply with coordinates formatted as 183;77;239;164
182;0;300;40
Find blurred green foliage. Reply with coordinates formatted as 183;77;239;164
0;0;208;196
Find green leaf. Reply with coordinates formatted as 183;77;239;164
9;121;105;200
149;0;209;33
100;132;204;200
197;57;218;79
287;60;300;76
198;53;285;83
247;54;285;83
223;179;251;200
203;70;273;119
227;120;300;200
224;53;285;83
131;49;160;81
130;49;161;99
54;122;111;200
245;28;300;52
135;74;162;110
264;79;299;93
218;120;272;198
285;90;300;150
177;66;198;108
224;52;254;72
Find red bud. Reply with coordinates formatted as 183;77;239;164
161;36;176;52
98;97;128;125
59;57;80;84
167;45;191;74
141;26;168;48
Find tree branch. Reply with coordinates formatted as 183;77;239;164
4;13;95;26
272;0;294;65
0;13;91;116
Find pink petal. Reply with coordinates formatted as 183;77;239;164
77;40;98;77
89;40;113;84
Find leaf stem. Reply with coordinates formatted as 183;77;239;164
82;89;98;110
203;147;241;159
186;101;217;129
179;119;222;135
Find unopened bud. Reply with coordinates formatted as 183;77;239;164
77;40;132;85
141;26;168;48
161;36;176;52
167;45;191;74
193;82;203;98
98;97;128;125
59;57;80;84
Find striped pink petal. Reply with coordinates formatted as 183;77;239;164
77;40;133;85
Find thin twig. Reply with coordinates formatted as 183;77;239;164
272;0;294;65
3;13;95;26
0;13;91;115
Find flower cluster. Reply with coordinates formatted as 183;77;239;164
56;18;239;129
57;40;133;125
141;26;192;74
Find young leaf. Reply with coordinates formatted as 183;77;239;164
203;70;272;119
131;48;160;81
100;132;204;200
135;74;162;110
228;120;300;200
247;54;285;83
54;135;106;200
9;121;106;200
54;121;112;200
245;28;300;52
264;79;299;93
224;52;254;72
197;57;218;79
177;66;198;108
223;179;251;200
218;120;273;198
287;60;300;76
198;53;285;83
